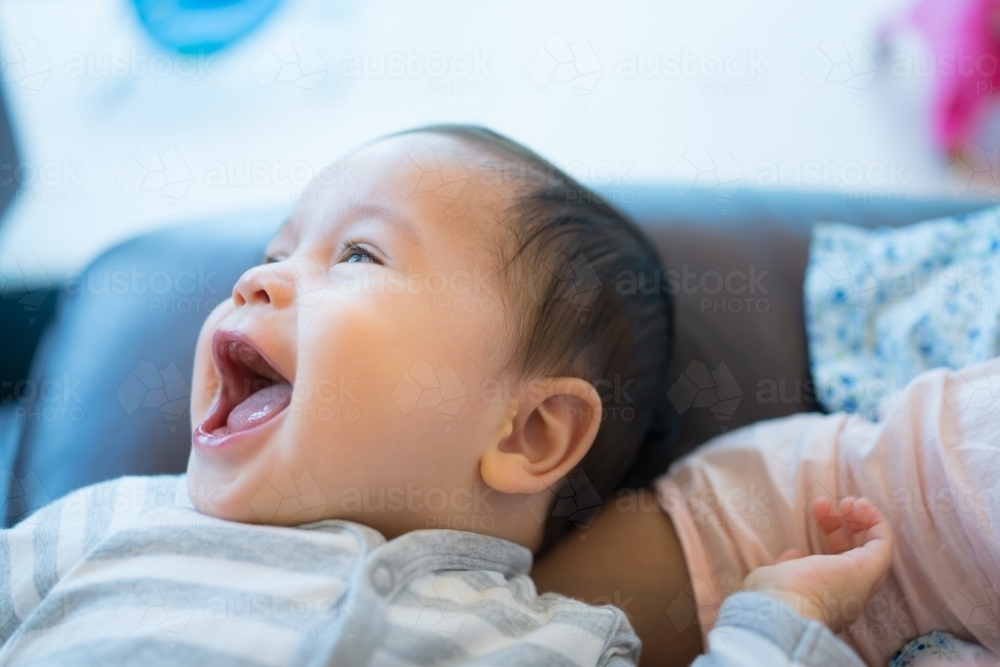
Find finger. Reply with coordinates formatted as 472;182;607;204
855;501;894;554
845;532;893;593
838;497;890;551
841;502;895;591
775;548;805;563
811;497;849;537
843;497;881;532
812;496;856;554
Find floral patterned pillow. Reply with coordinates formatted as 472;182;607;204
805;206;1000;419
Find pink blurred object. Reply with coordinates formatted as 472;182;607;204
898;0;1000;153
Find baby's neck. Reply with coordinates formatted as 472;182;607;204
368;490;549;554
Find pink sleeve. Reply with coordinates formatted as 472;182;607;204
657;359;1000;666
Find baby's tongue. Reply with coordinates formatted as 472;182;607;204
226;384;293;433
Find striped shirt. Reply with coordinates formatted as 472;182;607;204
0;475;639;666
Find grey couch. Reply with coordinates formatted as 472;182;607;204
0;186;991;525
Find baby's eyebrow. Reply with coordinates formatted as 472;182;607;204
341;202;422;247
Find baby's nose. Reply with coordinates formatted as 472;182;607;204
232;263;296;308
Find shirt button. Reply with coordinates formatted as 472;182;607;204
370;563;394;596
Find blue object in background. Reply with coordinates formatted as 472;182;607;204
133;0;284;53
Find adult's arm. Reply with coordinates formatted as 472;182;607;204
531;492;703;667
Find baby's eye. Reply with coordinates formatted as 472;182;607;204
341;243;379;264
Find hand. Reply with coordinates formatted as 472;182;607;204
740;496;894;633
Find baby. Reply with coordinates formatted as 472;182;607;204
0;126;887;666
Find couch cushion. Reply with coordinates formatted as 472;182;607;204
5;188;993;524
628;188;994;457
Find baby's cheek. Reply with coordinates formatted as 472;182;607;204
298;308;416;424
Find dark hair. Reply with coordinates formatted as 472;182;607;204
394;125;675;551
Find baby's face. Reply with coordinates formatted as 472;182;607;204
186;134;516;535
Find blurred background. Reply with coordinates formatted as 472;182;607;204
1;0;999;397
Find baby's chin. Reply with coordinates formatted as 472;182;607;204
184;461;260;523
185;461;333;526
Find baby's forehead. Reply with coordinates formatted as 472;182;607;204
358;132;518;204
292;133;518;244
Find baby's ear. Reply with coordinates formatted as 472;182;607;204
480;377;602;495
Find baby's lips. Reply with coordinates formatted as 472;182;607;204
192;378;292;451
211;328;291;399
193;327;295;442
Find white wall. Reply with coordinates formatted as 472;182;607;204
0;0;983;281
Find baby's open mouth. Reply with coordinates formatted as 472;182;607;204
205;329;293;436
